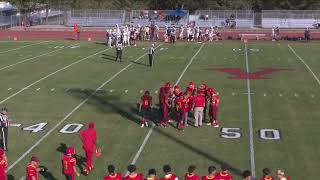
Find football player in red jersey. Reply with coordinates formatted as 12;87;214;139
62;147;80;180
104;165;122;180
145;168;158;180
182;93;191;127
215;164;232;180
26;156;44;180
124;164;143;180
185;82;197;96
201;166;217;180
185;165;199;180
277;170;289;180
159;82;171;124
160;91;172;127
260;168;275;180
242;170;252;180
79;122;98;175
207;88;220;127
0;148;7;180
160;165;179;180
175;94;184;131
140;91;152;128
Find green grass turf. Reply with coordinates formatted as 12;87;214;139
0;40;319;180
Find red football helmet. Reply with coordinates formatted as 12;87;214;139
66;147;75;155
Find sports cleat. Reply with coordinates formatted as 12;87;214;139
141;124;144;128
214;124;219;128
206;123;212;126
145;121;149;127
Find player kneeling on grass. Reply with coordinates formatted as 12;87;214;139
140;91;152;128
124;164;143;180
80;122;100;175
242;170;252;180
62;147;80;180
207;88;220;127
160;165;179;180
26;156;44;180
185;165;199;180
145;168;158;180
201;166;217;180
0;148;7;180
104;164;122;180
260;168;275;180
215;164;232;180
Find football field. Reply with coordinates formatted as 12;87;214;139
0;40;319;180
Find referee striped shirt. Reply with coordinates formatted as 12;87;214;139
0;114;9;127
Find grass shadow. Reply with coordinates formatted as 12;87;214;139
39;165;58;180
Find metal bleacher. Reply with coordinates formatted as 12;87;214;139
262;10;320;28
66;10;125;27
194;10;254;28
130;10;189;27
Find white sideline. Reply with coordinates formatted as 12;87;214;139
0;43;80;71
7;44;163;171
0;41;50;54
124;43;205;176
0;47;111;105
244;44;256;179
288;44;320;86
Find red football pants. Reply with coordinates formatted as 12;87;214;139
83;148;94;171
211;105;218;123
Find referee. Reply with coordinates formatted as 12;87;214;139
148;44;155;67
0;108;9;151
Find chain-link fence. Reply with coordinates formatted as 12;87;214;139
194;10;254;28
130;10;189;27
262;10;320;28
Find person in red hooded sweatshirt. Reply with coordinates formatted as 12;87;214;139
79;122;98;175
124;164;143;180
0;148;7;180
159;82;171;125
260;168;275;180
215;164;232;180
160;165;179;180
185;165;199;180
26;156;44;180
62;147;80;180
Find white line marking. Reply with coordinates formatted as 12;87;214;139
36;88;40;91
8;88;12;91
288;44;320;86
0;43;79;72
0;48;111;105
0;41;50;54
10;124;21;127
7;44;163;172
244;43;256;178
124;43;205;175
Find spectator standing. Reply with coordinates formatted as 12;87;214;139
305;27;310;41
192;92;205;127
77;25;81;41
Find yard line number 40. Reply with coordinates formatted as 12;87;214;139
21;123;281;140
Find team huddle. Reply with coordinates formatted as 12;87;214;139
140;82;220;130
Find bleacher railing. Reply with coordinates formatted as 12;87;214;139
262;10;320;28
194;10;254;28
130;10;189;27
66;9;126;27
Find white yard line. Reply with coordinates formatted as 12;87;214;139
0;43;80;71
124;43;205;176
0;41;50;54
288;44;320;86
7;44;163;171
244;43;256;179
0;47;111;105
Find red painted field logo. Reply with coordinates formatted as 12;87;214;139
207;68;292;79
